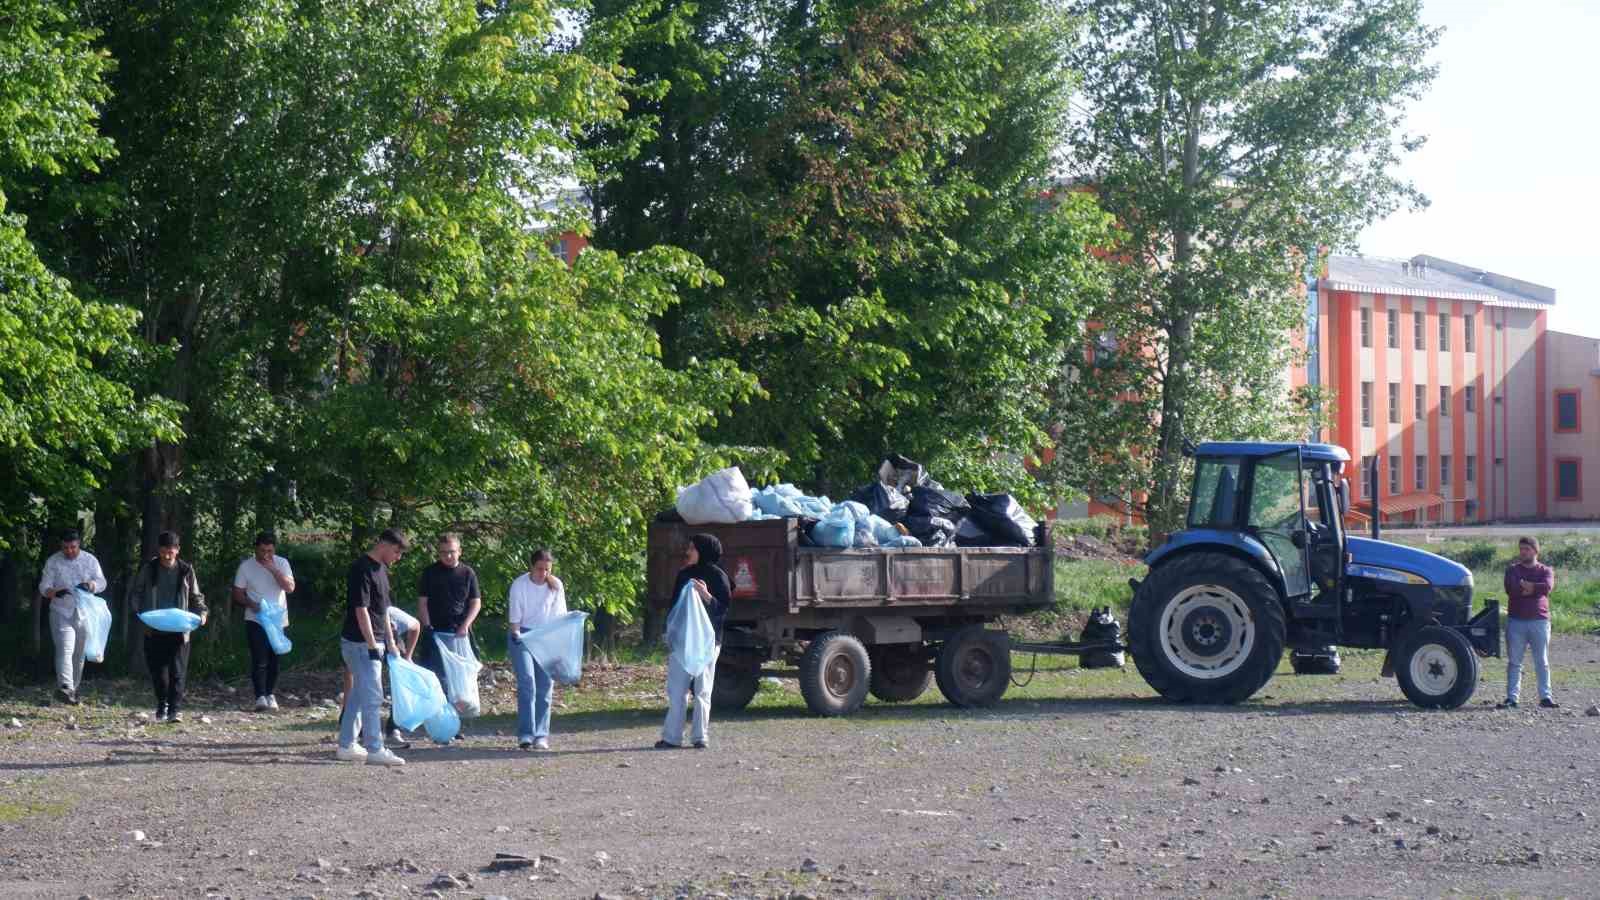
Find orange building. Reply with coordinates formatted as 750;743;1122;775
1294;254;1600;524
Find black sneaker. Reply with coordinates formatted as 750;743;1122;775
155;705;167;721
1539;698;1559;709
693;741;708;750
1496;699;1518;709
167;710;182;723
55;687;73;705
653;740;678;750
519;740;533;750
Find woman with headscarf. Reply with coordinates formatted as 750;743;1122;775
656;533;731;749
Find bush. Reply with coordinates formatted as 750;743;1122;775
1447;542;1499;570
1540;541;1600;571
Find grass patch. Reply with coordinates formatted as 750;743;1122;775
0;792;73;825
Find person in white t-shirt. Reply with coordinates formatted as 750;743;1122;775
507;548;566;750
231;532;295;712
37;529;107;705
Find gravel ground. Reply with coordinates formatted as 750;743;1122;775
3;637;1600;899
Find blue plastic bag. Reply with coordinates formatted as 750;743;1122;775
753;484;805;517
885;535;923;548
794;495;833;518
75;589;112;663
840;500;871;522
519;611;589;685
423;701;460;744
811;506;855;548
138;608;202;633
433;633;483;717
387;653;448;732
256;598;292;655
665;582;717;677
865;514;900;545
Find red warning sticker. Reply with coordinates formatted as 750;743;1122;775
731;556;759;598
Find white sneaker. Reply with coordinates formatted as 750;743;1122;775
335;744;368;762
254;696;270;712
267;695;280;710
533;737;550;751
365;748;406;767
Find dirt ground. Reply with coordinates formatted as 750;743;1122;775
3;637;1600;899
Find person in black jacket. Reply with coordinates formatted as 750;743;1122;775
656;533;731;750
130;531;206;723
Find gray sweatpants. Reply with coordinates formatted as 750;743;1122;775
49;601;87;692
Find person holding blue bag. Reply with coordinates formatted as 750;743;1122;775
656;533;731;750
416;533;482;741
507;548;566;750
336;529;409;766
37;529;107;706
130;532;207;723
231;532;295;713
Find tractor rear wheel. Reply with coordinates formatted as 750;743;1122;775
1128;552;1286;704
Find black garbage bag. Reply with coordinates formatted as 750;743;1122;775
963;493;1037;547
876;453;928;490
849;482;909;522
1077;607;1126;669
904;515;956;546
797;516;821;547
908;485;968;521
953;517;997;547
654;507;685;523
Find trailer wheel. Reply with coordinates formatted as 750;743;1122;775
1128;552;1285;704
868;646;932;703
712;651;761;712
1395;626;1478;709
799;632;872;716
935;626;1011;708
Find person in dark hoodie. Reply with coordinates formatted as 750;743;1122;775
130;531;206;723
656;533;731;749
1499;535;1557;709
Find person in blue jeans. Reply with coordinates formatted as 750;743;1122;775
507;548;566;750
337;529;409;765
1499;536;1557;709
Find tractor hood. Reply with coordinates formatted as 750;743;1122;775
1346;537;1472;588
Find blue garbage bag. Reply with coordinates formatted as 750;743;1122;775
753;484;805;517
75;589;112;663
387;653;448;732
519;611;589;685
423;701;460;744
256;597;293;655
794;495;833;518
840;500;871;522
852;520;879;548
664;582;716;677
811;506;855;548
433;633;483;717
865;514;901;545
885;535;923;548
138;608;203;633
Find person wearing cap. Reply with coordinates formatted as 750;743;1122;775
232;532;295;712
1500;535;1558;709
130;531;206;722
656;533;731;750
36;529;107;705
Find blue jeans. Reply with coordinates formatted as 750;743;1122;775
1505;617;1552;702
339;639;385;752
510;631;553;742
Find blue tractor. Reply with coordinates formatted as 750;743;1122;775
1128;442;1501;709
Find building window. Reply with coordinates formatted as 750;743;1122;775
1557;458;1582;501
1386;309;1399;349
1440;455;1451;495
1414;383;1425;420
1439;312;1450;351
1466;455;1476;484
1465;385;1476;413
1359;455;1375;498
1361;382;1373;427
1465;499;1478;519
1415;454;1427;490
1464;313;1475;353
1360;308;1372;348
1388;383;1400;424
1439;385;1450;417
1388;455;1400;495
1414;311;1425;350
1555;390;1581;433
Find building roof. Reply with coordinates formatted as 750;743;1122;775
1193;442;1350;464
1323;254;1555;310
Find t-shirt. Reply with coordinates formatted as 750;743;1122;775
418;562;480;631
233;555;294;625
154;565;183;609
342;554;393;644
507;573;567;631
1504;561;1555;620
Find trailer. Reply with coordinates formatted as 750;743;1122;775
646;518;1065;716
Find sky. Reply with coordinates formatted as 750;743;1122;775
1359;0;1600;339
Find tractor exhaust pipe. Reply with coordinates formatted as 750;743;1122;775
1369;456;1381;541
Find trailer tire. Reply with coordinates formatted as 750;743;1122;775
1395;626;1478;709
712;651;761;712
868;646;932;703
799;631;872;716
935;626;1011;708
1129;552;1286;704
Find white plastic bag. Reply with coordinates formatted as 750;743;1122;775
664;582;717;677
519;611;589;685
75;589;112;663
675;467;755;524
433;633;483;717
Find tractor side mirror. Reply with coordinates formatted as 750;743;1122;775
1336;479;1351;515
1290;529;1308;550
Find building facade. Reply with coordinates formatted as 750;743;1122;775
1294;254;1600;523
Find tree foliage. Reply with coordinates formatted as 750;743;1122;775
1050;0;1436;531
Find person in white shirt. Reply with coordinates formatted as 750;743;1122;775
37;529;107;705
231;532;295;712
507;549;566;750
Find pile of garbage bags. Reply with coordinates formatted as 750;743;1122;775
669;454;1041;549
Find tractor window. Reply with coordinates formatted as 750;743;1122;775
1248;455;1305;531
1189;457;1244;528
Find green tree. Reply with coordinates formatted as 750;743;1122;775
1052;0;1435;532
